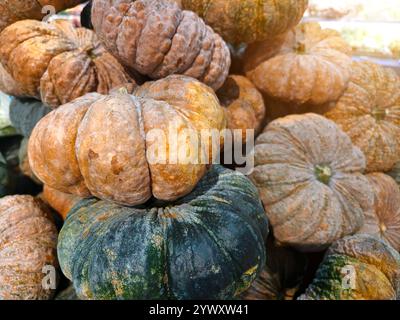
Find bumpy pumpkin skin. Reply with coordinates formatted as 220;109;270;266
91;0;231;90
58;165;269;300
247;22;352;106
0;195;58;300
325;61;400;173
250;113;373;252
358;173;400;252
181;0;308;45
42;185;82;220
0;19;133;108
299;234;400;300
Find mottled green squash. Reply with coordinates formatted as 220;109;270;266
58;165;269;300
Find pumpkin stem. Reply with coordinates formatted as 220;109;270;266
118;87;129;95
295;41;306;54
315;164;332;185
372;108;388;121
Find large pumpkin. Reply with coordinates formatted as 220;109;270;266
299;234;400;300
250;113;373;251
0;19;133;108
0;195;58;299
181;0;308;45
29;75;226;206
325;61;400;173
58;165;269;300
91;0;231;90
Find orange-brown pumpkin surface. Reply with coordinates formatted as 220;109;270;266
250;113;373;252
28;75;226;206
325;61;400;173
42;185;82;220
0;19;133;108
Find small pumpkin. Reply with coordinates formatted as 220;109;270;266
325;61;400;173
0;19;134;108
0;195;58;300
299;234;400;300
250;113;374;251
247;22;352;106
29;75;226;205
42;185;82;220
58;165;269;300
181;0;308;45
91;0;231;90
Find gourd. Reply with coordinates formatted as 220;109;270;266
29;75;226;206
42;185;82;220
181;0;308;45
325;61;400;173
91;0;231;90
58;165;269;300
0;195;58;299
299;234;400;300
0;63;25;97
250;113;374;251
0;19;134;108
247;22;352;106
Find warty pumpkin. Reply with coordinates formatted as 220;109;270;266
29;75;226;206
0;19;134;108
250;113;374;252
299;234;400;300
181;0;308;45
58;165;269;300
42;185;82;220
247;22;352;106
91;0;231;91
0;195;58;300
325;61;400;173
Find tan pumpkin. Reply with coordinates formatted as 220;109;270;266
250;113;373;251
325;61;400;173
0;19;133;108
181;0;308;45
29;75;226;206
0;62;25;97
247;22;352;106
42;185;82;220
0;195;58;300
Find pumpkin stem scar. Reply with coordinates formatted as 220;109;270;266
372;108;388;121
314;164;333;185
117;87;129;95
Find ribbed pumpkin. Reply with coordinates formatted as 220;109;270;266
0;195;58;300
91;0;231;90
181;0;308;45
250;113;373;251
0;19;133;108
299;234;400;300
29;75;226;206
247;22;352;106
325;61;400;173
58;165;269;300
42;185;82;220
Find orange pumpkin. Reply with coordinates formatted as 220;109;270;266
42;185;82;220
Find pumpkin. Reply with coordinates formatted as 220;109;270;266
0;195;58;299
58;165;269;300
0;19;134;108
55;284;79;300
241;237;308;300
91;0;231;91
358;173;400;252
247;22;352;106
0;62;25;97
250;113;374;251
181;0;308;45
29;75;226;206
387;162;400;187
299;234;400;300
18;137;41;184
42;185;82;220
325;61;400;173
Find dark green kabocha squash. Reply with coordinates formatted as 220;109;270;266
58;165;269;300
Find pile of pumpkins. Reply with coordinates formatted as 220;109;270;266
0;0;399;300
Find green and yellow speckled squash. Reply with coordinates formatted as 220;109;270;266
299;234;400;300
58;165;269;300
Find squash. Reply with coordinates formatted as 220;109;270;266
58;165;269;300
29;75;226;205
247;22;352;106
387;162;400;187
42;185;82;220
0;19;134;108
299;234;400;300
358;173;400;252
181;0;308;45
0;62;25;97
325;61;400;173
0;195;58;299
250;113;374;251
91;0;231;90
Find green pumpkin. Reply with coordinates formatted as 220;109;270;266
58;165;269;300
299;234;400;300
